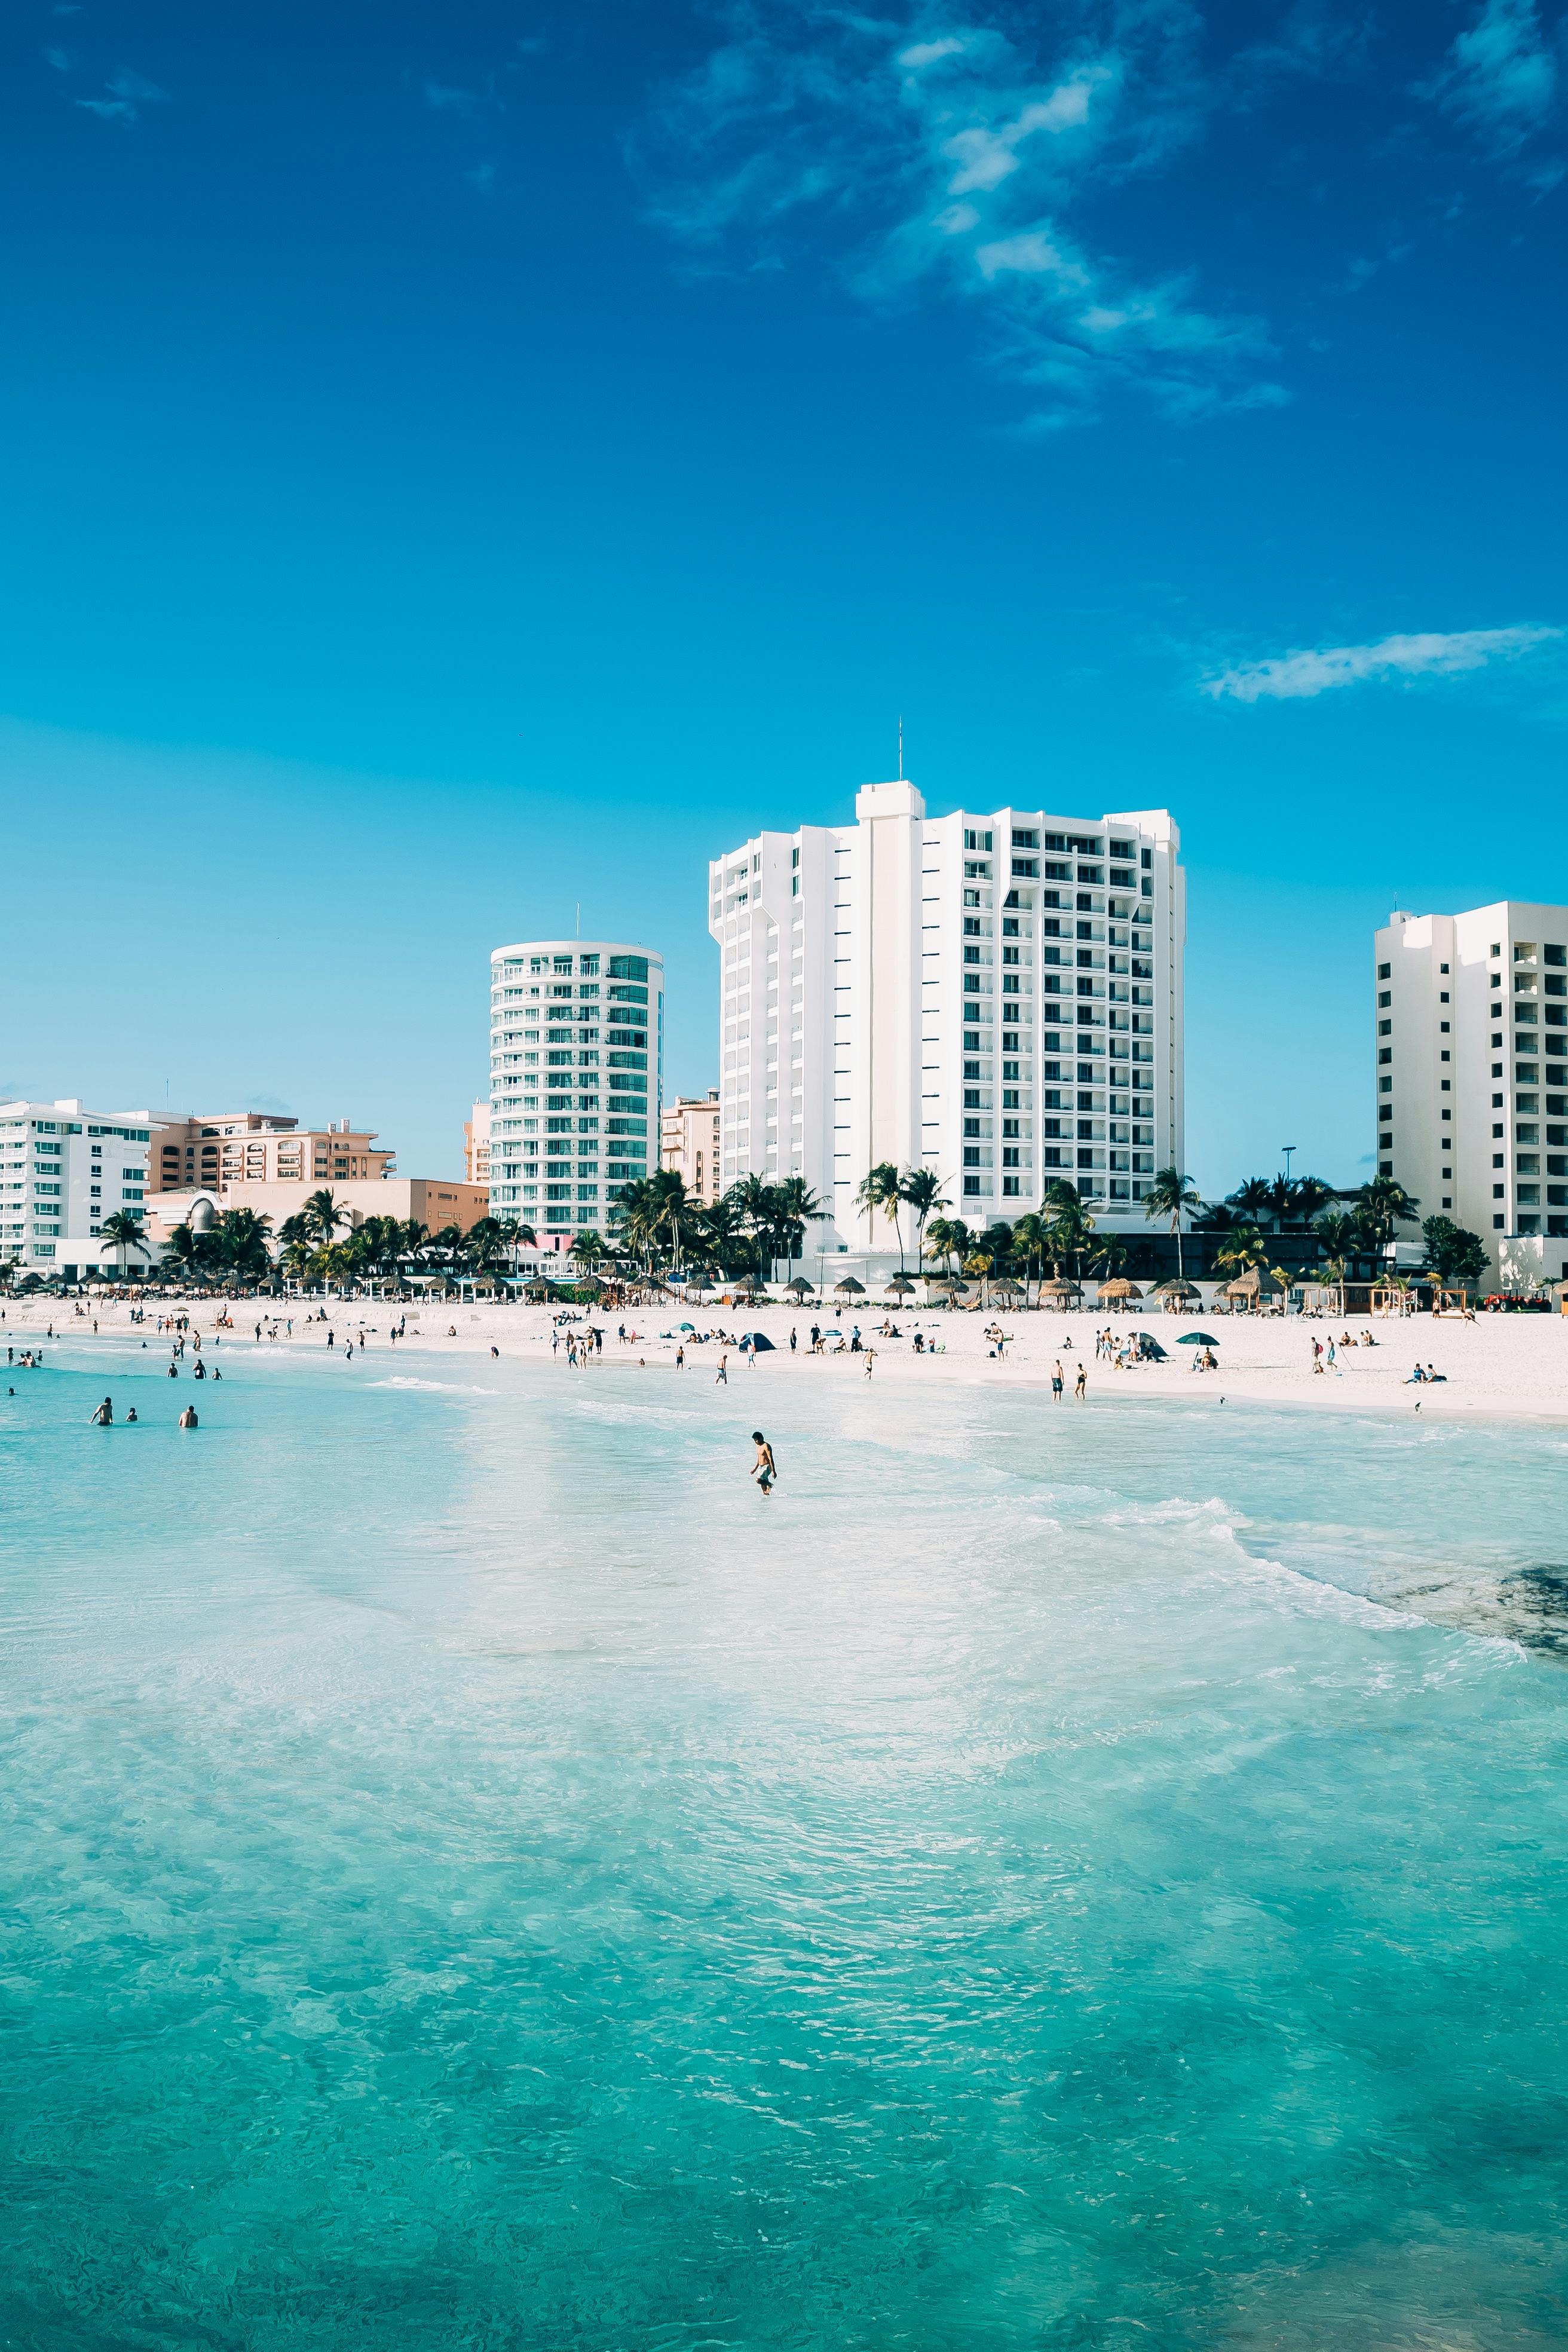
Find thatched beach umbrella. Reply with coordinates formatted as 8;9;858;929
990;1278;1024;1301
834;1275;866;1296
884;1274;917;1296
785;1274;816;1297
1037;1277;1079;1304
1097;1278;1143;1302
1223;1267;1284;1307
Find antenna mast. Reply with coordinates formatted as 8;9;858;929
898;715;904;780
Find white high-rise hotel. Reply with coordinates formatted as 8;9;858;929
710;781;1183;1262
487;938;664;1236
1374;900;1568;1273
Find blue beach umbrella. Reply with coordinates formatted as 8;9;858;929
1178;1332;1219;1346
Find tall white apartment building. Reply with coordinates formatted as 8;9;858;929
0;1098;155;1279
709;782;1183;1264
487;938;664;1236
1376;902;1568;1275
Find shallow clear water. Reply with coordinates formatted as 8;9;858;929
4;1337;1568;2349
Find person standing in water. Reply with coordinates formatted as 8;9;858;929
89;1396;112;1425
1051;1361;1064;1402
751;1431;776;1493
1074;1363;1087;1402
179;1406;198;1429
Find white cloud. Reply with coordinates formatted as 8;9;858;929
1425;0;1559;155
76;66;169;122
1203;625;1563;703
636;4;1284;429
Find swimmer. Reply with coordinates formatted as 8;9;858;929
752;1430;777;1493
89;1396;113;1425
179;1406;198;1429
126;1408;137;1423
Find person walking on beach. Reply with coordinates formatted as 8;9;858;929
715;1352;728;1385
751;1431;777;1494
1074;1363;1087;1402
1052;1361;1064;1402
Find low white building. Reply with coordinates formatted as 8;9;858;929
709;781;1184;1274
0;1098;156;1280
1376;901;1568;1284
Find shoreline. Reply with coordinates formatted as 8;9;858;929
7;1293;1568;1428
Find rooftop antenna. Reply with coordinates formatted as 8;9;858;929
898;715;904;780
1282;1144;1296;1180
575;902;580;939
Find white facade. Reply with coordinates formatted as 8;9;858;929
709;783;1183;1266
488;938;664;1236
1376;902;1568;1276
0;1098;156;1278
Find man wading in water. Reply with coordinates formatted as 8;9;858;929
751;1431;777;1495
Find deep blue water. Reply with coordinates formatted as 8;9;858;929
3;1337;1568;2349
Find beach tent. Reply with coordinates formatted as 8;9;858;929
1097;1278;1144;1302
741;1331;776;1351
1131;1330;1169;1359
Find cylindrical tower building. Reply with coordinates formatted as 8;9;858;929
487;938;664;1237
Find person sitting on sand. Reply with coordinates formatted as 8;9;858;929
1407;1363;1427;1383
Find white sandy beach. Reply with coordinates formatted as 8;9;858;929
8;1292;1568;1422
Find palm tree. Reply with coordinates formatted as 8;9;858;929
697;1190;757;1282
1042;1181;1096;1283
1312;1209;1359;1267
161;1221;201;1284
855;1160;905;1269
771;1176;825;1285
1354;1174;1420;1249
570;1229;606;1274
1212;1223;1270;1281
1291;1175;1336;1226
211;1206;272;1284
923;1215;970;1281
1143;1165;1200;1282
98;1208;149;1276
1227;1176;1275;1230
898;1168;947;1278
1009;1211;1048;1301
304;1188;350;1250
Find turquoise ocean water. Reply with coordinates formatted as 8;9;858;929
4;1339;1568;2348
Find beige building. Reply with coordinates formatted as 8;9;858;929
464;1100;491;1187
661;1090;721;1203
139;1176;490;1250
150;1112;393;1196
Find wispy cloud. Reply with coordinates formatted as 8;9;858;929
424;81;483;115
76;66;169;122
636;4;1287;430
1203;624;1563;702
1423;0;1560;158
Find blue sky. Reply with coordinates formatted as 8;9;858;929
1;0;1564;1196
